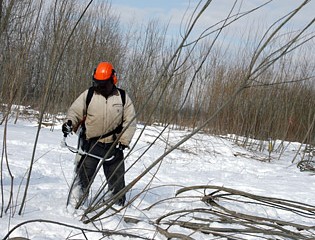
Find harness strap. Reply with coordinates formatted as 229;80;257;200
88;126;122;142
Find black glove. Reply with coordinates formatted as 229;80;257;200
118;142;128;151
62;120;73;137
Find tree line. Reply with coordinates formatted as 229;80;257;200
0;0;314;145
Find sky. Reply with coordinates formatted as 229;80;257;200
108;0;315;42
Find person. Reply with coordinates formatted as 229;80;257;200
62;61;136;207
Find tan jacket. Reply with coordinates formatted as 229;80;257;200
66;88;136;146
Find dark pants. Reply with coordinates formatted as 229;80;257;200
76;140;125;203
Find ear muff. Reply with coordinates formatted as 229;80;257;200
93;68;96;78
112;69;118;85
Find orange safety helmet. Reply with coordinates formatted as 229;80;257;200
93;62;118;85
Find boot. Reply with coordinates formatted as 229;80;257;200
116;195;126;206
69;182;84;207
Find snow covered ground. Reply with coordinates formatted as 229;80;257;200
0;118;314;239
